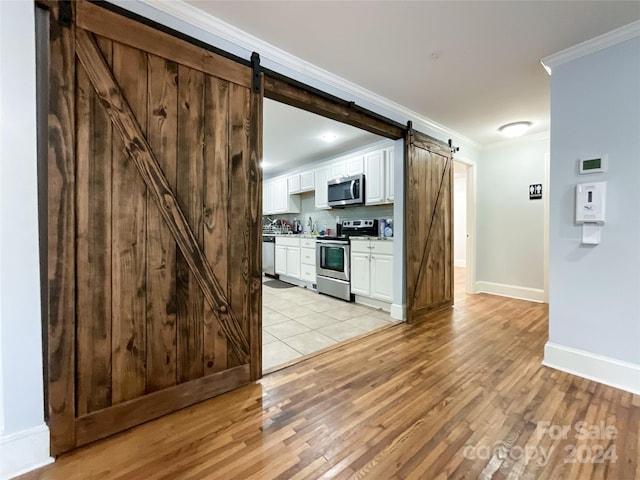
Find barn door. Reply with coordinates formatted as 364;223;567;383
46;1;262;455
405;128;454;323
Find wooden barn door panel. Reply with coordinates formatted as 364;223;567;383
405;131;453;323
47;1;261;454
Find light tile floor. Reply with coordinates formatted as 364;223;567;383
263;277;400;371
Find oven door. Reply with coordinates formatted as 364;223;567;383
316;241;350;282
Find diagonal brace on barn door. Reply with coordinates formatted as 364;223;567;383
74;28;250;362
411;146;451;306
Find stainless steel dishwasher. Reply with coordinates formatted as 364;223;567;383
262;235;277;277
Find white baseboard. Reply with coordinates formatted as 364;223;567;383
0;424;53;479
475;281;545;303
353;295;391;312
454;259;466;268
543;342;640;395
390;303;406;321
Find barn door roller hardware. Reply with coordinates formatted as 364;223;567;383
58;0;72;27
251;52;261;93
407;121;414;145
448;139;460;155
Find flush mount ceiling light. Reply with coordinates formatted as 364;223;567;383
498;121;532;138
321;132;338;142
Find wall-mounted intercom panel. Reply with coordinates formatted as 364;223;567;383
575;181;606;245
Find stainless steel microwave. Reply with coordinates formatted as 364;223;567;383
327;174;365;208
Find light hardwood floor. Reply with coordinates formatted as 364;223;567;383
21;269;639;479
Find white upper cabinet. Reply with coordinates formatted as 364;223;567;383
271;177;288;212
265;177;300;214
315;166;330;209
263;180;274;215
365;150;386;205
385;147;395;202
330;161;346;180
300;170;315;192
345;156;364;176
265;143;395;215
288;174;301;194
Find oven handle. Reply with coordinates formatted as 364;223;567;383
317;239;349;245
350;180;356;199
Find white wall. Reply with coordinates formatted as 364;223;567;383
475;135;549;301
453;162;467;268
545;35;640;393
0;2;53;478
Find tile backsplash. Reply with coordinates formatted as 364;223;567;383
264;191;393;234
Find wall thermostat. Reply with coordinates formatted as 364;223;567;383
579;155;608;175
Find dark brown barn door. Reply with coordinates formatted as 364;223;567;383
405;129;453;323
46;1;262;455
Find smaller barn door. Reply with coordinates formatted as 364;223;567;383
405;129;454;323
46;1;262;455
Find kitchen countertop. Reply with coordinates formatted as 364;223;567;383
349;236;394;241
262;233;317;238
262;233;394;241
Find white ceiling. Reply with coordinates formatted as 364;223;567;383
185;1;639;143
263;99;385;177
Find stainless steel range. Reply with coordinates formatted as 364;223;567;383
316;219;378;301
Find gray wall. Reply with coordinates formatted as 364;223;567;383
548;36;640;365
477;136;549;290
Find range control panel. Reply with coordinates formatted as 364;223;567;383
342;219;375;228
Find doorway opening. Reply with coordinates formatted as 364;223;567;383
261;98;403;372
452;158;475;301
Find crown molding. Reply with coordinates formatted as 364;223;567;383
482;130;550;150
541;20;640;75
136;0;479;148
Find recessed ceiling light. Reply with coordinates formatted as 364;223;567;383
498;121;532;138
321;132;338;142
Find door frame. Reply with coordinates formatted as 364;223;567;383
452;156;477;294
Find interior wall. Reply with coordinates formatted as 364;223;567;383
546;36;640;388
475;135;549;301
453;162;467;268
0;1;52;477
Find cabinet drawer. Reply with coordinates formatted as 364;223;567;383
301;238;316;249
301;247;315;266
350;239;372;254
301;265;316;282
275;236;300;247
370;240;393;255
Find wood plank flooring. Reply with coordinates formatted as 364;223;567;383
21;269;640;479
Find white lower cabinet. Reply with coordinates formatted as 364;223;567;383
275;245;287;276
350;252;371;296
275;237;300;279
300;238;316;283
370;252;393;302
350;239;393;302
